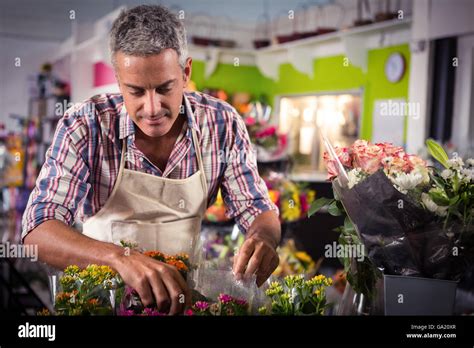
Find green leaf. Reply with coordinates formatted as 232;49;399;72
308;197;333;217
328;200;342;216
449;195;460;205
429;171;446;189
426;139;449;169
343;216;355;233
428;191;450;206
452;173;460;193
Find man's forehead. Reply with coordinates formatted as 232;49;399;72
115;49;180;68
123;79;177;90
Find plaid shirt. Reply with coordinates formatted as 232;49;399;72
22;91;278;241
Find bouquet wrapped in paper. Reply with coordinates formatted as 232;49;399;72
309;137;474;295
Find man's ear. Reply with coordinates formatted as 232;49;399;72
183;57;192;88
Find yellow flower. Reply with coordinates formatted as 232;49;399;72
307;190;316;204
295;251;312;264
64;265;80;275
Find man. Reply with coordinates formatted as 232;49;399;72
22;5;280;315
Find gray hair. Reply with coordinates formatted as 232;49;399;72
109;5;188;69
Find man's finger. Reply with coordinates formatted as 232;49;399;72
233;240;256;279
244;245;266;278
256;253;279;287
169;268;192;308
147;272;170;312
256;250;275;278
162;272;185;315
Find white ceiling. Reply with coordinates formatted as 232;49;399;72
0;0;332;42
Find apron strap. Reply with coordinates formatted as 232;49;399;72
120;139;127;173
191;128;208;208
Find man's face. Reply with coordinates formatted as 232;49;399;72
115;49;192;138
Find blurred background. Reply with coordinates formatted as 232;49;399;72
0;0;473;314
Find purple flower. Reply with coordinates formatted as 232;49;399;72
117;309;135;316
235;299;247;306
143;307;165;316
218;294;233;304
194;301;210;311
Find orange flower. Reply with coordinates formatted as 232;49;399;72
166;259;188;272
144;251;166;259
88;298;99;306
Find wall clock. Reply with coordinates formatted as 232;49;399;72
385;52;406;83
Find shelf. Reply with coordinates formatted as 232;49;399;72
255;17;412;79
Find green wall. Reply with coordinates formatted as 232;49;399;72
191;44;411;142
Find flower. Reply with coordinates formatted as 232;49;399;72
421;193;448;217
234;298;248;306
441;169;454;180
143;307;166;316
244;116;256;126
324;146;352;180
209;303;220;315
351;140;385;174
218;294;233;304
347;168;366;189
194;301;210;311
460;168;473;183
390;171;424;194
166;259;189;273
144;251;166;260
264;274;333;315
255;126;277;139
447;156;464;170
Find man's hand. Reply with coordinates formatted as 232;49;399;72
24;220;191;315
232;211;281;287
113;249;192;315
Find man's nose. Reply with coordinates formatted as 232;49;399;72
143;91;161;117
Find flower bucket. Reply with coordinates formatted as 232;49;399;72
383;274;457;315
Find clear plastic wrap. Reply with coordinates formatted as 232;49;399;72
189;259;269;314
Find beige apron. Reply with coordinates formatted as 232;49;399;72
82;127;207;261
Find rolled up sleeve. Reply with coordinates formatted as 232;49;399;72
21;114;91;242
220;109;279;233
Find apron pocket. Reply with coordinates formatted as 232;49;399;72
111;216;201;256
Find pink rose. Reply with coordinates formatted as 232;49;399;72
323;146;352;180
406;154;426;171
351;141;384;174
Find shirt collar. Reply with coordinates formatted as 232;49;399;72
118;92;198;140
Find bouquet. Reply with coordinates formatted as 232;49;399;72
309;138;474;298
50;265;121;316
243;115;287;162
118;250;193;316
258;274;333;315
265;171;316;223
186;294;249;316
273;239;320;278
